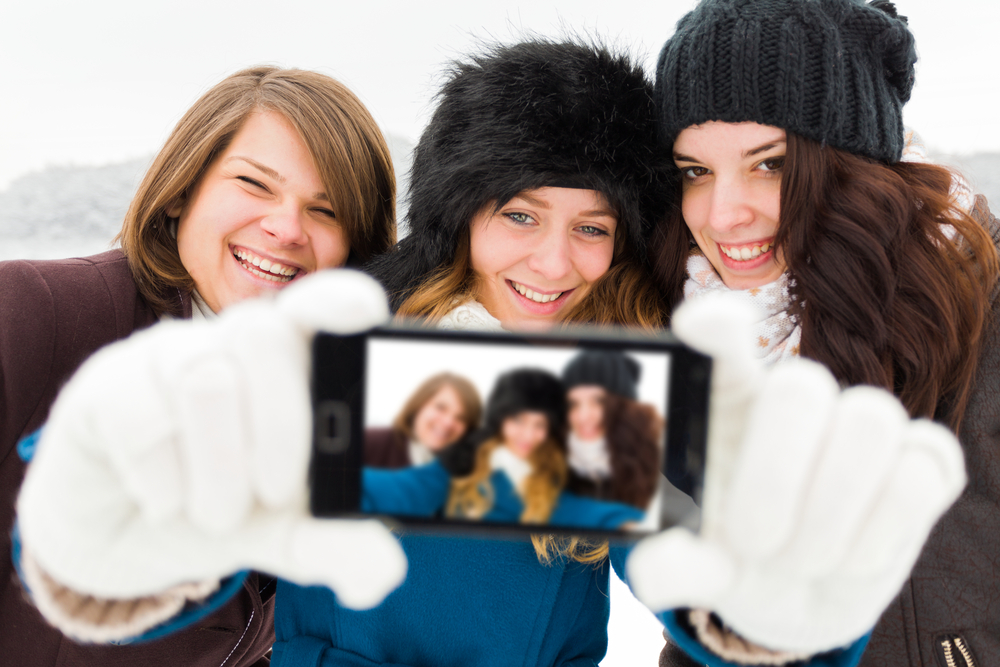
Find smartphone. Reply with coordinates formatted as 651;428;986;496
309;324;709;538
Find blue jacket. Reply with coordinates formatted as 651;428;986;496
362;460;645;529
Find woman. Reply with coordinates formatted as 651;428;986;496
561;350;662;510
363;368;644;530
0;66;396;666
648;0;1000;664
364;372;481;469
366;41;673;331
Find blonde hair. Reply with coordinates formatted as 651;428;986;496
447;435;610;564
117;66;396;315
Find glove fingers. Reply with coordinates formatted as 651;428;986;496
841;419;965;578
284;519;407;609
276;270;390;335
626;528;735;612
724;359;839;558
173;354;253;534
780;387;908;575
670;293;763;392
219;303;312;509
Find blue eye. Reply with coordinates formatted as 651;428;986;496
577;225;609;237
504;212;535;225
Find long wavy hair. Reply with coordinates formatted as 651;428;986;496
396;212;665;330
652;132;999;429
567;394;662;509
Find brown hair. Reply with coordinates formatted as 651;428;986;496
600;394;663;508
392;373;482;442
395;202;665;330
116;66;396;315
652;132;999;429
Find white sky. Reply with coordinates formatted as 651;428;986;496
1;0;998;191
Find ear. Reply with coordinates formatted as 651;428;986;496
166;195;186;219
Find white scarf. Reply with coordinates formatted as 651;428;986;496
437;300;505;332
489;446;533;496
683;252;801;364
566;434;612;481
408;440;435;467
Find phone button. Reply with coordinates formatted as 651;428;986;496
316;400;351;454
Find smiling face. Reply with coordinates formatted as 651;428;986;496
501;411;550;460
673;121;786;290
468;187;617;331
410;385;468;452
172;110;350;312
567;385;606;441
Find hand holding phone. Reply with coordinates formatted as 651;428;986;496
18;271;407;630
627;293;967;654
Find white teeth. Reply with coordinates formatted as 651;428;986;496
721;243;772;262
510;281;562;304
233;249;298;281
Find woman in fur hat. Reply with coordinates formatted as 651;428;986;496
366;40;673;331
561;350;662;510
646;0;1000;665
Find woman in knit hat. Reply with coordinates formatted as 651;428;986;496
367;39;673;331
647;0;1000;664
561;350;662;510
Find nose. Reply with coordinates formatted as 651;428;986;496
706;175;755;234
525;225;572;281
260;204;308;246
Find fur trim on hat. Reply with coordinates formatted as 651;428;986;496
367;39;675;309
483;368;567;442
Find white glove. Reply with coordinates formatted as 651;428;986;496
18;270;406;613
627;292;966;653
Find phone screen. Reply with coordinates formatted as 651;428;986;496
311;327;708;538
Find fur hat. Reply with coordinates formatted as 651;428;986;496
655;0;916;163
366;39;675;309
483;368;567;442
562;349;641;400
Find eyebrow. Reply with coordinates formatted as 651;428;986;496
511;193;615;219
673;139;786;163
226;156;330;201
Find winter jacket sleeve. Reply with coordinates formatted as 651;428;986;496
608;546;870;667
362;460;452;515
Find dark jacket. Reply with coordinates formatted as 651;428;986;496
363;427;411;469
661;199;1000;667
0;250;275;667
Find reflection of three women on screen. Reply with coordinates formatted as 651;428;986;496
361;350;663;530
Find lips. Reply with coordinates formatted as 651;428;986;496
232;247;300;283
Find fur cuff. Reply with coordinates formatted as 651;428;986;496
689;610;811;665
22;546;218;643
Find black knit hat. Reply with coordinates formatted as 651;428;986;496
367;39;675;309
562;350;641;400
483;368;567;442
655;0;917;163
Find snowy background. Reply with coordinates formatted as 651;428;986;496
2;1;998;663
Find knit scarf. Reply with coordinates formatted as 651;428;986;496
684;252;801;364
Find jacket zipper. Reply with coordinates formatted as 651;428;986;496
937;634;977;667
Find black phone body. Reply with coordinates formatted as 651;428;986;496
310;324;709;540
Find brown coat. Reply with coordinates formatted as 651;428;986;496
0;250;275;667
364;427;411;469
660;200;1000;667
